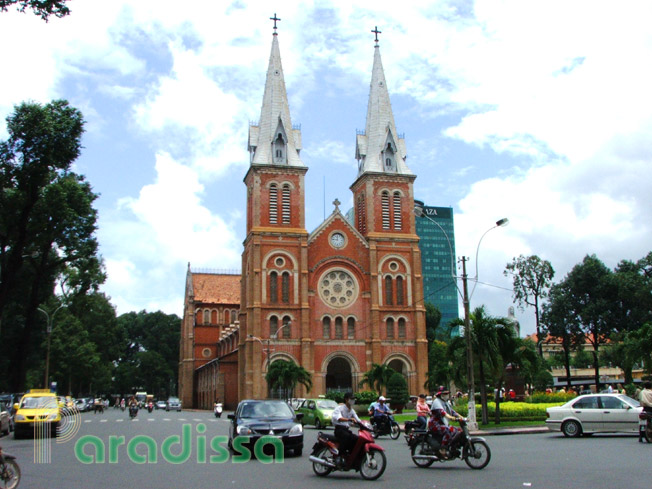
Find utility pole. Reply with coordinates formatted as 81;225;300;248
461;257;478;430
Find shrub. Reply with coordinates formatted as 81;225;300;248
386;373;409;406
525;392;577;404
355;390;379;405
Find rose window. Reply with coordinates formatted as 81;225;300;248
319;269;357;308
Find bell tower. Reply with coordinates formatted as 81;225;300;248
239;15;309;399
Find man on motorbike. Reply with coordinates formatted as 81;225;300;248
428;390;463;458
431;387;460;426
369;396;392;430
332;392;362;456
639;382;652;442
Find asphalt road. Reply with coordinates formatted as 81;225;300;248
1;408;650;489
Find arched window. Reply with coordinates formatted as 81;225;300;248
335;316;343;339
269;183;278;224
232;309;238;323
270;316;278;337
195;311;201;324
274;133;286;163
211;310;218;324
347;317;355;339
281;272;290;303
282;184;291;224
322;317;331;339
270;271;278;304
381;191;390;230
396;276;404;305
224;309;230;325
282;316;291;339
203;310;210;324
357;194;366;233
385;275;393;305
393;191;402;230
386;318;395;339
398;318;406;338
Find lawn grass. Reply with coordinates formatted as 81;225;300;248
388;410;549;428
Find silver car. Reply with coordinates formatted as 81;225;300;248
546;393;642;437
166;397;182;412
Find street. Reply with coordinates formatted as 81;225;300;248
2;408;650;489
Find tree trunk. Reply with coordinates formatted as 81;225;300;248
592;346;600;391
494;380;503;425
478;358;489;425
564;345;572;390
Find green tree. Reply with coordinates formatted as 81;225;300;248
425;302;443;341
0;0;70;20
425;340;451;392
504;254;555;357
358;363;396;394
265;360;312;398
386;372;409;407
0;100;104;392
561;255;615;389
541;282;583;390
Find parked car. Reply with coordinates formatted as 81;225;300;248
155;400;167;410
546;393;642;437
0;403;12;436
74;399;89;412
228;399;304;456
296;398;337;429
165;397;182;412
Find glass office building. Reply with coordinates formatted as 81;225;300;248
414;201;460;336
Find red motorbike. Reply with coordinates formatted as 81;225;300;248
309;421;387;480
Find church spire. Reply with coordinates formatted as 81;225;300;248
248;18;304;167
355;29;411;177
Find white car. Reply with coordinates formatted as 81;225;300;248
546;393;642;437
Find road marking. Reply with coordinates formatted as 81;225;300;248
193;418;202;422
163;418;171;421
100;419;107;423
179;418;187;421
147;418;154;421
84;420;92;423
116;419;123;422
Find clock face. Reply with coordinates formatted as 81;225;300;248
330;232;345;249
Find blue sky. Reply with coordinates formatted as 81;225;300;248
2;0;651;336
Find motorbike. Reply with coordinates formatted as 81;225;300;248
129;405;138;419
309;420;387;480
214;403;223;418
403;419;425;445
370;414;401;440
408;418;491;470
147;402;154;413
639;411;652;443
0;446;20;489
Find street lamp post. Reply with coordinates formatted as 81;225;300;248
248;320;292;370
414;201;508;430
39;303;66;390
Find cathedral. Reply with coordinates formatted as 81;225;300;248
179;21;428;409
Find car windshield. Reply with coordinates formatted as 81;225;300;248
240;401;293;418
168;398;179;402
21;396;58;409
317;400;337;409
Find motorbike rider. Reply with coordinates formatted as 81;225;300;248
332;392;362;456
431;386;460;426
640;382;652;414
428;388;463;458
415;393;431;429
369;396;392;430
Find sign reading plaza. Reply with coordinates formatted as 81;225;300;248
74;424;285;464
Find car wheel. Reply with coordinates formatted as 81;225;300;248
294;447;303;457
561;420;582;438
315;418;322;430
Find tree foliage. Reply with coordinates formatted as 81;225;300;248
265;360;312;398
358;363;396;394
0;0;70;20
504;254;554;356
386;372;409;406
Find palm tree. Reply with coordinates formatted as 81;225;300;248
358;363;395;394
265;360;312;399
451;306;505;425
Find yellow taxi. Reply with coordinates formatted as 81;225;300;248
13;389;61;439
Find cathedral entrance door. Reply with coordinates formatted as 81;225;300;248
325;357;352;392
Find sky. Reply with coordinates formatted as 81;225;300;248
1;0;651;337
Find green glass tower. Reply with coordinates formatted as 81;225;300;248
414;201;460;336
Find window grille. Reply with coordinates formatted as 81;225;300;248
396;276;404;305
385;275;393;305
323;317;331;339
269;184;278;224
281;272;290;303
270;271;278;303
398;318;406;338
386;318;395;339
393;191;402;230
381;191;390;230
335;317;343;339
282;185;291;224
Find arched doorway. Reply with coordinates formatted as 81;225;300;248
388;359;407;377
326;357;352;392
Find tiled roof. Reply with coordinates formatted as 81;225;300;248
192;273;241;305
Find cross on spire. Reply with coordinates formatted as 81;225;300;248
270;13;281;34
333;198;341;211
371;26;382;46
